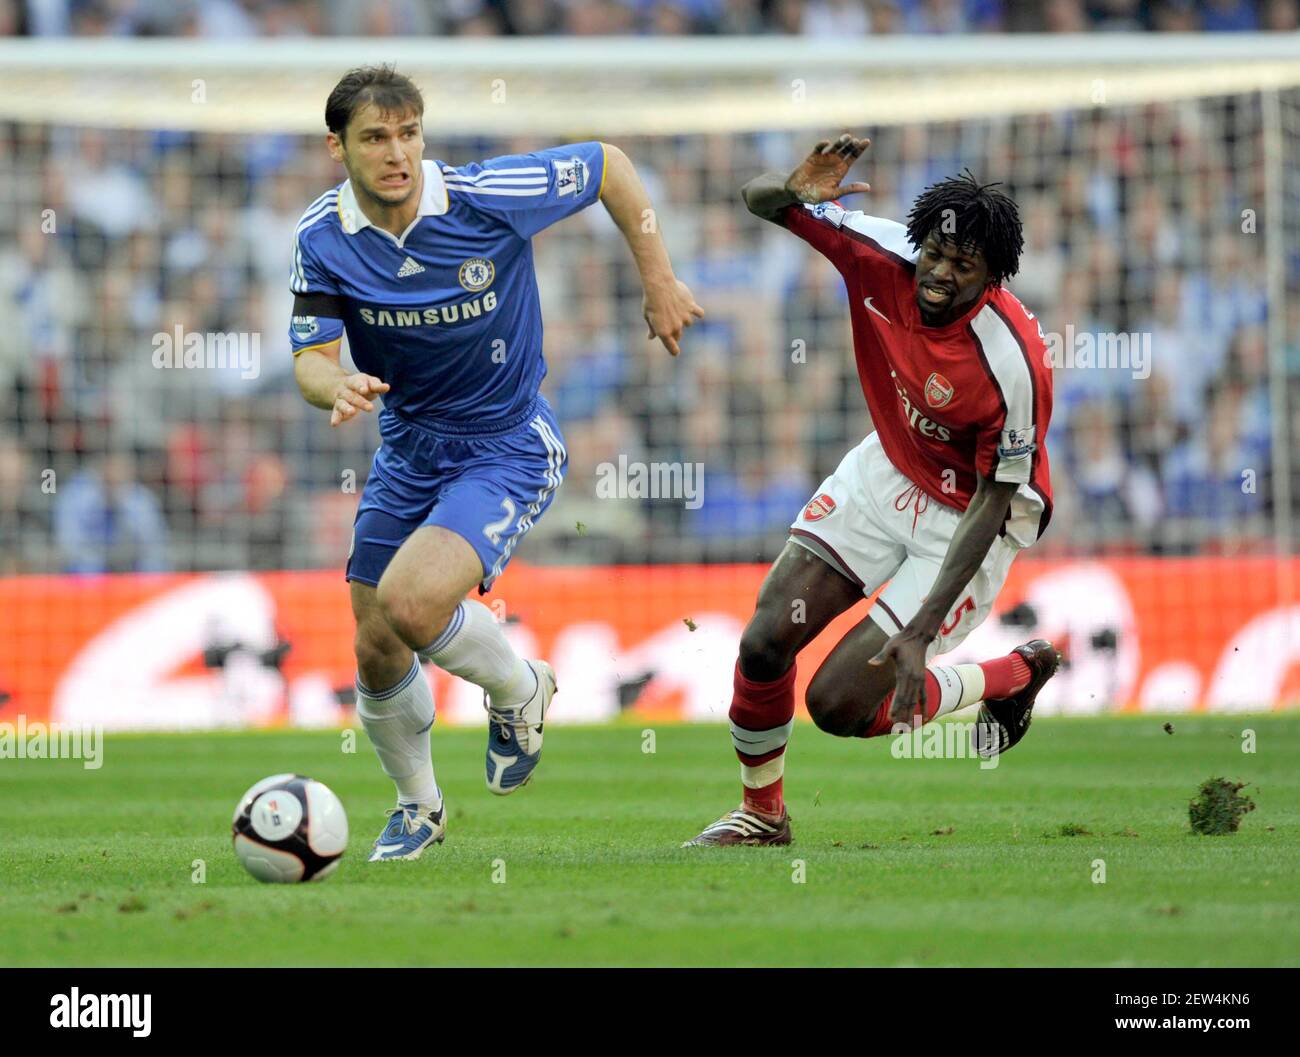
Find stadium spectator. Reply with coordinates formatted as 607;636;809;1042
241;451;294;570
1178;231;1268;388
1135;272;1211;429
0;434;55;574
1063;399;1163;546
1201;0;1260;30
1150;0;1201;31
0;226;76;399
1263;0;1300;29
0;0;1295;35
1162;380;1269;532
1039;0;1089;31
799;0;872;36
685;452;813;545
1126;368;1182;485
1090;0;1144;31
53;449;171;573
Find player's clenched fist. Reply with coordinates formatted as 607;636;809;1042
785;133;872;206
643;277;705;357
330;373;390;427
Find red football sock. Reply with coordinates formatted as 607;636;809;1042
730;661;797;819
744;776;784;818
730;660;797;735
979;652;1032;699
863;670;943;738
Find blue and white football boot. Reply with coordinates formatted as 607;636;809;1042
367;798;447;862
485;660;556;795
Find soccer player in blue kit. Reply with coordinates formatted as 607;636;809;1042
290;66;703;860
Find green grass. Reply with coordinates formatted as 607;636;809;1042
1;716;1297;966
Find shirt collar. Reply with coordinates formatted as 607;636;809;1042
337;159;448;235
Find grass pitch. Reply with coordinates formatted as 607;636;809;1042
1;715;1297;967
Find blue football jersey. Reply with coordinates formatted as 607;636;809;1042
289;141;607;423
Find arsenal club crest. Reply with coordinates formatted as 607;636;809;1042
803;493;836;521
924;371;954;409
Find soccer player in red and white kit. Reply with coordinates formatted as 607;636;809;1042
685;134;1061;846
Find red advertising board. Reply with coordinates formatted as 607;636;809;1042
1;558;1296;729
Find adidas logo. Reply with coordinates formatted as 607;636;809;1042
396;256;425;278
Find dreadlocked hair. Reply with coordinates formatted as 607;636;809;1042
905;169;1024;286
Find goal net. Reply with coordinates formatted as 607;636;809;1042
1;35;1297;728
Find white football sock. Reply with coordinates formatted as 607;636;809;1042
355;656;441;808
741;756;785;789
731;717;792;789
931;663;987;718
419;599;536;708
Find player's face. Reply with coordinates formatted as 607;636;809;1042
914;233;989;325
330;103;425;208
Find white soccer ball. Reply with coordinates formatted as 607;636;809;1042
231;773;349;883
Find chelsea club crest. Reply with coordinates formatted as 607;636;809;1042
458;257;495;292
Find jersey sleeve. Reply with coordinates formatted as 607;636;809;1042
975;358;1039;485
780;202;916;278
974;297;1054;486
446;141;607;239
288;225;345;356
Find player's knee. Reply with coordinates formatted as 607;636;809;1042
804;675;859;738
738;614;796;682
353;622;408;687
375;580;434;648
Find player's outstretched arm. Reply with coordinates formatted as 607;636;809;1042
293;338;390;428
741;133;871;223
870;473;1018;721
598;142;704;357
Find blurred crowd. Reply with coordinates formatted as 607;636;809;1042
1;0;1299;37
0;88;1297;576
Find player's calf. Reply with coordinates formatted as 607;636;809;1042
685;638;802;847
354;620;416;692
725;599;820;821
808;618;1054;745
737;616;800;684
805;663;896;738
351;585;444;836
685;541;862;848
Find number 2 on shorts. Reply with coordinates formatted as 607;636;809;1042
483;498;517;545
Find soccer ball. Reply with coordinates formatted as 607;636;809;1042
231;774;348;883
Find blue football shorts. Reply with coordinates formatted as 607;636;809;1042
345;395;567;592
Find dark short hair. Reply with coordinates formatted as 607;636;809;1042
905;169;1024;286
325;64;424;142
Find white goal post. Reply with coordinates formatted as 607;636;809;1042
0;35;1298;135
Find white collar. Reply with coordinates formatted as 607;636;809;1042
337;159;448;237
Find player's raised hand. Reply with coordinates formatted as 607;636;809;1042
870;627;932;726
330;373;390;427
785;133;871;206
643;277;705;357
